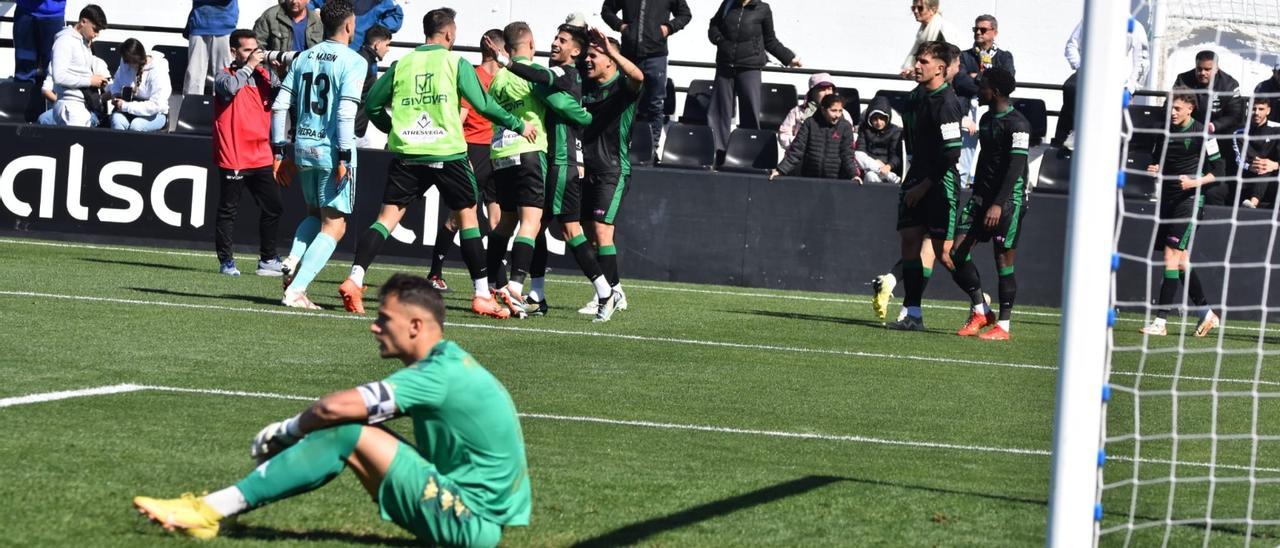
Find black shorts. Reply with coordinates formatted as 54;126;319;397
1157;194;1205;251
382;158;478;211
543;163;582;223
957;197;1027;250
582;172;629;225
492;151;546;211
466;143;496;205
896;170;959;240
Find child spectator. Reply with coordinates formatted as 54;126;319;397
855;95;903;184
778;72;853;149
770;94;858;182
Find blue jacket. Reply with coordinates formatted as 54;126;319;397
189;0;239;37
308;0;403;50
16;0;65;18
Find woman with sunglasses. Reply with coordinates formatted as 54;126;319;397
898;0;964;79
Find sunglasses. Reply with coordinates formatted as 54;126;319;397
910;5;926;12
973;27;993;34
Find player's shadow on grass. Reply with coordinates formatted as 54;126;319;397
733;309;911;330
81;257;204;272
219;523;417;546
128;286;285;307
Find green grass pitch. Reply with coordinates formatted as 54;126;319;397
0;235;1276;546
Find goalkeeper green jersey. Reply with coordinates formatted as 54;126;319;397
381;340;531;526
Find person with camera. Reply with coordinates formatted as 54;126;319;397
212;29;286;277
106;38;172;132
48;4;109;127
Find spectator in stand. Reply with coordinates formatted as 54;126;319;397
778;73;852;149
1255;64;1280;123
107;39;172;132
307;0;402;51
37;56;108;125
1174;50;1245;205
1235;97;1280;209
212;29;285;277
954;14;1014;186
1054;18;1148;147
855;95;904;184
899;0;964;79
48;5;108;127
769;94;858;182
708;0;801;159
185;0;239;95
602;0;692;157
255;0;323;53
354;24;392;146
13;0;66;84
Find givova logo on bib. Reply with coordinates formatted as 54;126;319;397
400;72;449;106
399;113;447;143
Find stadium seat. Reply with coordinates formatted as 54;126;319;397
836;86;861;122
660;123;715;170
1126;104;1166;153
152;44;189;94
1011;98;1048;146
93;41;122;74
0;80;43;123
874;89;910;118
664;77;676;116
174;94;214;134
1036;147;1072;195
1122;150;1159;200
719;128;778;173
629;121;654;166
758;82;798;130
680;79;715;125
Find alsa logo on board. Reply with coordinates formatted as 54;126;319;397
0;144;208;227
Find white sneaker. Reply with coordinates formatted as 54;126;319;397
282;291;321;310
614;287;628;311
593;292;620;323
885;171;902;185
578;297;600;315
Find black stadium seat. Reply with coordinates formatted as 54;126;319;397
681;79;715;125
719;128;778;173
1122;150;1159;200
660;123;715;169
175;94;214;134
1126;104;1166;153
1011;97;1047;146
0;80;43;123
629;121;653;166
93;41;122;73
874;89;910;118
152;44;189;93
1036;148;1072;195
835;86;861;122
758;82;797;130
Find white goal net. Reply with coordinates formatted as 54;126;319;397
1091;0;1280;546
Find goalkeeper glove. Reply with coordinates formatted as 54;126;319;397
250;415;303;463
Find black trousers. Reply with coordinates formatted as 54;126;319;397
708;65;762;153
1052;71;1078;145
214;166;282;263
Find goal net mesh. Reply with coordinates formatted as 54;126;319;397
1099;0;1280;545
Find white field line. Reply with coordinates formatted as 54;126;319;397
5;383;1278;474
7;236;1280;336
4;289;1278;388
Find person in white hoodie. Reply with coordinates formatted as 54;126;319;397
898;0;964;79
49;4;109;127
108;38;172;132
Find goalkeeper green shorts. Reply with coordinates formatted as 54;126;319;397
377;443;502;547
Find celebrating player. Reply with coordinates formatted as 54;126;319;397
948;68;1028;340
337;8;535;318
573;29;644;322
1140;90;1222;336
482;22;592;319
274;0;368;309
133;273;532;546
887;41;965;331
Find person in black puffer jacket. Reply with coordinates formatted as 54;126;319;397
855;95;904;184
771;94;858;181
708;0;800;155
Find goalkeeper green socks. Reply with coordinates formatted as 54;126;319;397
235;423;362;508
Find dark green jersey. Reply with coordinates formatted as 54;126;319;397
381;340;531;526
503;60;591;166
1152;118;1223;203
903;82;964;182
973;106;1031;206
582;73;641;175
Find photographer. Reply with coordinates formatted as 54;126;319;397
49;4;108;127
212;29;285;277
107;38;172;132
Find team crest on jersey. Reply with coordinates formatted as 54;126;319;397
415;73;434;94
